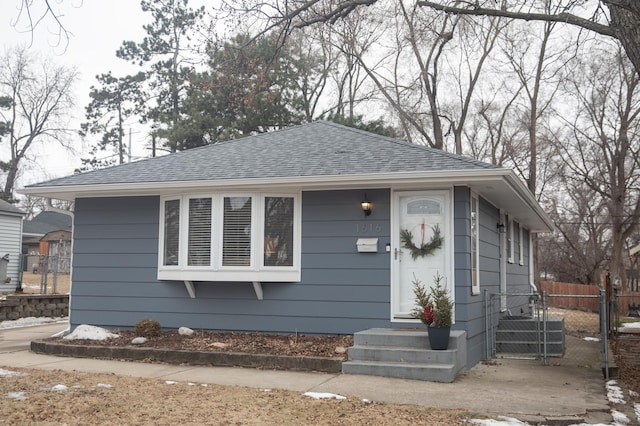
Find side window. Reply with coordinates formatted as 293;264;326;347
519;225;525;266
264;196;294;267
163;199;180;266
471;194;480;295
507;215;514;264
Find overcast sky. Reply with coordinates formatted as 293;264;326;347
0;1;158;188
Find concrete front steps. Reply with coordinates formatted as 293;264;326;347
496;316;565;357
342;328;467;383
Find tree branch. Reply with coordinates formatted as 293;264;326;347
416;1;615;38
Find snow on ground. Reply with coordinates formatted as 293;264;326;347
607;380;626;404
0;316;67;329
303;392;346;400
1;316;638;425
62;324;119;340
0;368;28;378
467;417;529;426
6;392;27;400
619;321;640;332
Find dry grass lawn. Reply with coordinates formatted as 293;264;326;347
0;367;470;425
20;272;70;295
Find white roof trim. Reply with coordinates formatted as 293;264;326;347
20;168;554;232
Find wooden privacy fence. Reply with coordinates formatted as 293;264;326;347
540;281;600;312
540;280;640;316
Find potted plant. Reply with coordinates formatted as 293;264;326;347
411;273;453;350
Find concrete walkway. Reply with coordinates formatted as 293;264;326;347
0;323;613;425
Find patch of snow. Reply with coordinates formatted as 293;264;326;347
63;324;119;341
583;337;600;342
51;384;68;391
7;392;27;400
607;380;626;404
201;384;208;387
178;326;194;336
131;337;147;345
303;392;346;400
619;321;640;331
629;390;639;398
165;381;178;385
0;368;28;378
634;402;640;420
361;399;371;404
467;417;530;426
611;409;630;425
0;316;67;329
96;384;112;389
261;389;271;392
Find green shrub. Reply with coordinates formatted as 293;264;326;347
135;318;161;337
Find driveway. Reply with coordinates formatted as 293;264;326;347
0;322;67;353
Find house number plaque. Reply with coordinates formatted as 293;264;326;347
356;223;382;233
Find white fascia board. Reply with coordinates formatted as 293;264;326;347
502;172;555;233
20;168;553;232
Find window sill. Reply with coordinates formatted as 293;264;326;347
157;269;301;283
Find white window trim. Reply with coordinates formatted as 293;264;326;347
471;193;480;296
157;192;301;283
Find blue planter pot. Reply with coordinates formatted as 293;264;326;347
428;326;450;350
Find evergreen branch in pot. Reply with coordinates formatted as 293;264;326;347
411;273;453;328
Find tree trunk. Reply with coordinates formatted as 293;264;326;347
607;2;640;77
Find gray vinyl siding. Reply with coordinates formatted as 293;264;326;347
70;187;535;371
0;213;23;292
70;190;407;334
452;187;485;367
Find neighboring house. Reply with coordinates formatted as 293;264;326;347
40;230;72;273
22;211;73;273
0;199;25;292
22;121;553;371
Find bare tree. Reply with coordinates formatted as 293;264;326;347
417;1;640;77
555;44;640;287
0;46;77;202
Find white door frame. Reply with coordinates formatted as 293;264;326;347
390;189;455;321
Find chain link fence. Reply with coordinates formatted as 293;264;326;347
485;288;608;376
18;254;71;294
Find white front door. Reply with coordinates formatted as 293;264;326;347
392;190;452;319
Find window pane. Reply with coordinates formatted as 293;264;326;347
223;196;252;266
407;199;440;215
188;197;212;266
264;197;294;267
471;197;479;292
163;199;180;266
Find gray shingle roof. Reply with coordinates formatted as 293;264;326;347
27;121;497;188
0;199;25;215
23;211;72;235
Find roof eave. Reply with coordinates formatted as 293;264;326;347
20;168;554;232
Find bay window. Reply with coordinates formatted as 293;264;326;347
158;192;300;282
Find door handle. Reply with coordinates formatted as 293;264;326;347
394;248;399;260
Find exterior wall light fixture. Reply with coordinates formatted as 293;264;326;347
361;195;372;217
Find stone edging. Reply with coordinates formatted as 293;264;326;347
30;340;343;373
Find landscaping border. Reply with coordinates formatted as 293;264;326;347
30;340;343;373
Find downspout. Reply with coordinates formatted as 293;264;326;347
46;198;74;337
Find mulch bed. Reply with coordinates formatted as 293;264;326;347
46;329;354;360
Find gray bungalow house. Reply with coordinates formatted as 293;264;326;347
22;121;553;378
